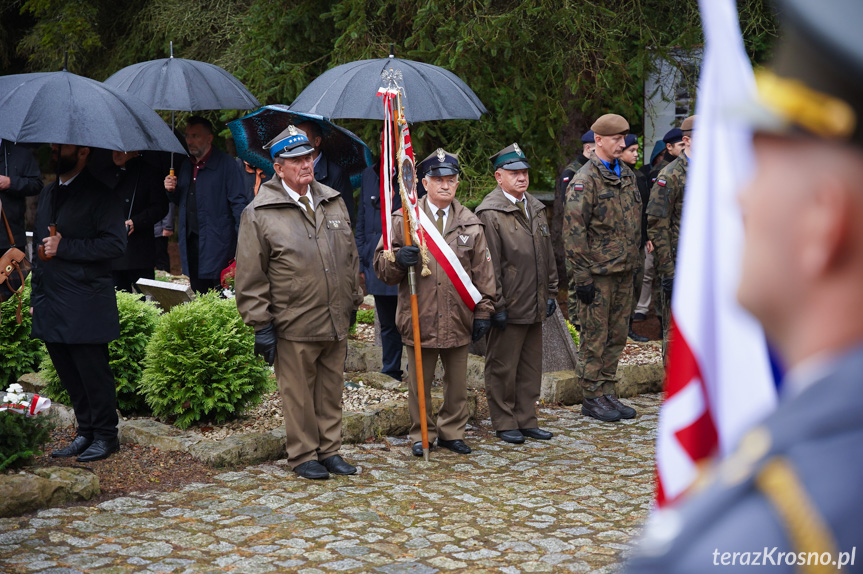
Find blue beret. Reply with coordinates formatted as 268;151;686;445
624;134;639;148
580;130;595;143
663;128;683;145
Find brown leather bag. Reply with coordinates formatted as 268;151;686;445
0;202;31;325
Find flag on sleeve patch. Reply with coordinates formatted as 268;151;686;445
573;183;583;191
657;179;667;187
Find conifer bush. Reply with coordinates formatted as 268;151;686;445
42;291;161;413
0;277;44;388
139;291;270;429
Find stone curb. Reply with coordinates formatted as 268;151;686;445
0;467;99;518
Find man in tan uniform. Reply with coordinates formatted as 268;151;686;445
235;126;363;480
476;143;559;444
375;149;495;457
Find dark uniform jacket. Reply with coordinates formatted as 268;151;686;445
314;153;355;226
563;153;642;287
31;168;126;344
475;187;558;324
355;164;400;297
625;346;863;573
171;147;250;280
107;157;169;271
0;140;42;251
235;177;362;342
374;196;495;348
646;151;688;279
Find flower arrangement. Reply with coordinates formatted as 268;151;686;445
0;383;53;471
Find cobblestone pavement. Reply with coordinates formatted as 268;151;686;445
0;394;660;574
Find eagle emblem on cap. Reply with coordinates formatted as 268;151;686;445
436;148;446;163
288;125;298;136
513;143;523;156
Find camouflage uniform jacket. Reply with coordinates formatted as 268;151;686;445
645;151;688;279
563;153;642;287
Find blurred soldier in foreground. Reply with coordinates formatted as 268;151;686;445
476;143;558;444
646;115;695;362
374;150;495;457
626;0;863;570
564;114;642;422
235;126;362;480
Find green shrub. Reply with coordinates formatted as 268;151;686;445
139;291;270;429
356;309;375;324
0;411;53;472
42;291;161;413
0;277;45;388
566;319;580;348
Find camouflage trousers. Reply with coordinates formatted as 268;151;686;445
660;287;672;367
576;272;633;399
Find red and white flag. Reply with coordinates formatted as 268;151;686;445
377;87;398;255
654;0;778;507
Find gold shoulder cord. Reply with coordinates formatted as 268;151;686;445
755;457;840;574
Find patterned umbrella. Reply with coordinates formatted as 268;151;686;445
227;104;372;183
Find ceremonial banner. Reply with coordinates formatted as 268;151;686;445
377;87;398;256
654;0;778;507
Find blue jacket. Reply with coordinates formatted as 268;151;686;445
315;153;355;225
170;148;250;279
355;165;400;296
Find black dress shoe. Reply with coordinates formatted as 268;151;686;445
51;435;92;458
320;455;357;475
437;438;471;454
628;329;650;343
76;438;119;462
604;395;637;419
495;430;525;444
519;427;553;440
412;441;436;456
581;397;622;422
293;460;329;479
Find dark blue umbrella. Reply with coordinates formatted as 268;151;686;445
289;57;487;123
103;53;260;112
228;105;372;183
0;70;186;154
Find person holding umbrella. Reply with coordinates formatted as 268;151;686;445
295;121;357;225
32;144;127;462
374;149;495;457
163;116;250;293
234;126;362;480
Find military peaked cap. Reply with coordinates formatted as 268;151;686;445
264;125;314;159
750;0;863;147
591;114;629;136
419;148;460;177
490;143;530;170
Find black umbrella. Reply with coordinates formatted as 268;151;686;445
289;56;487;122
0;70;186;154
227;105;372;182
103;48;260;111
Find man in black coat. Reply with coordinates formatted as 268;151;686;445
31;144;127;463
296;121;356;225
0;139;42;252
107;151;169;292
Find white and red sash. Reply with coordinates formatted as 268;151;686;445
416;206;482;312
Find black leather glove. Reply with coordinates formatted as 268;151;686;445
472;318;491;342
395;245;421;269
491;310;508;330
350;309;357;327
661;276;674;298
546;298;557;317
575;283;596;305
254;323;277;366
